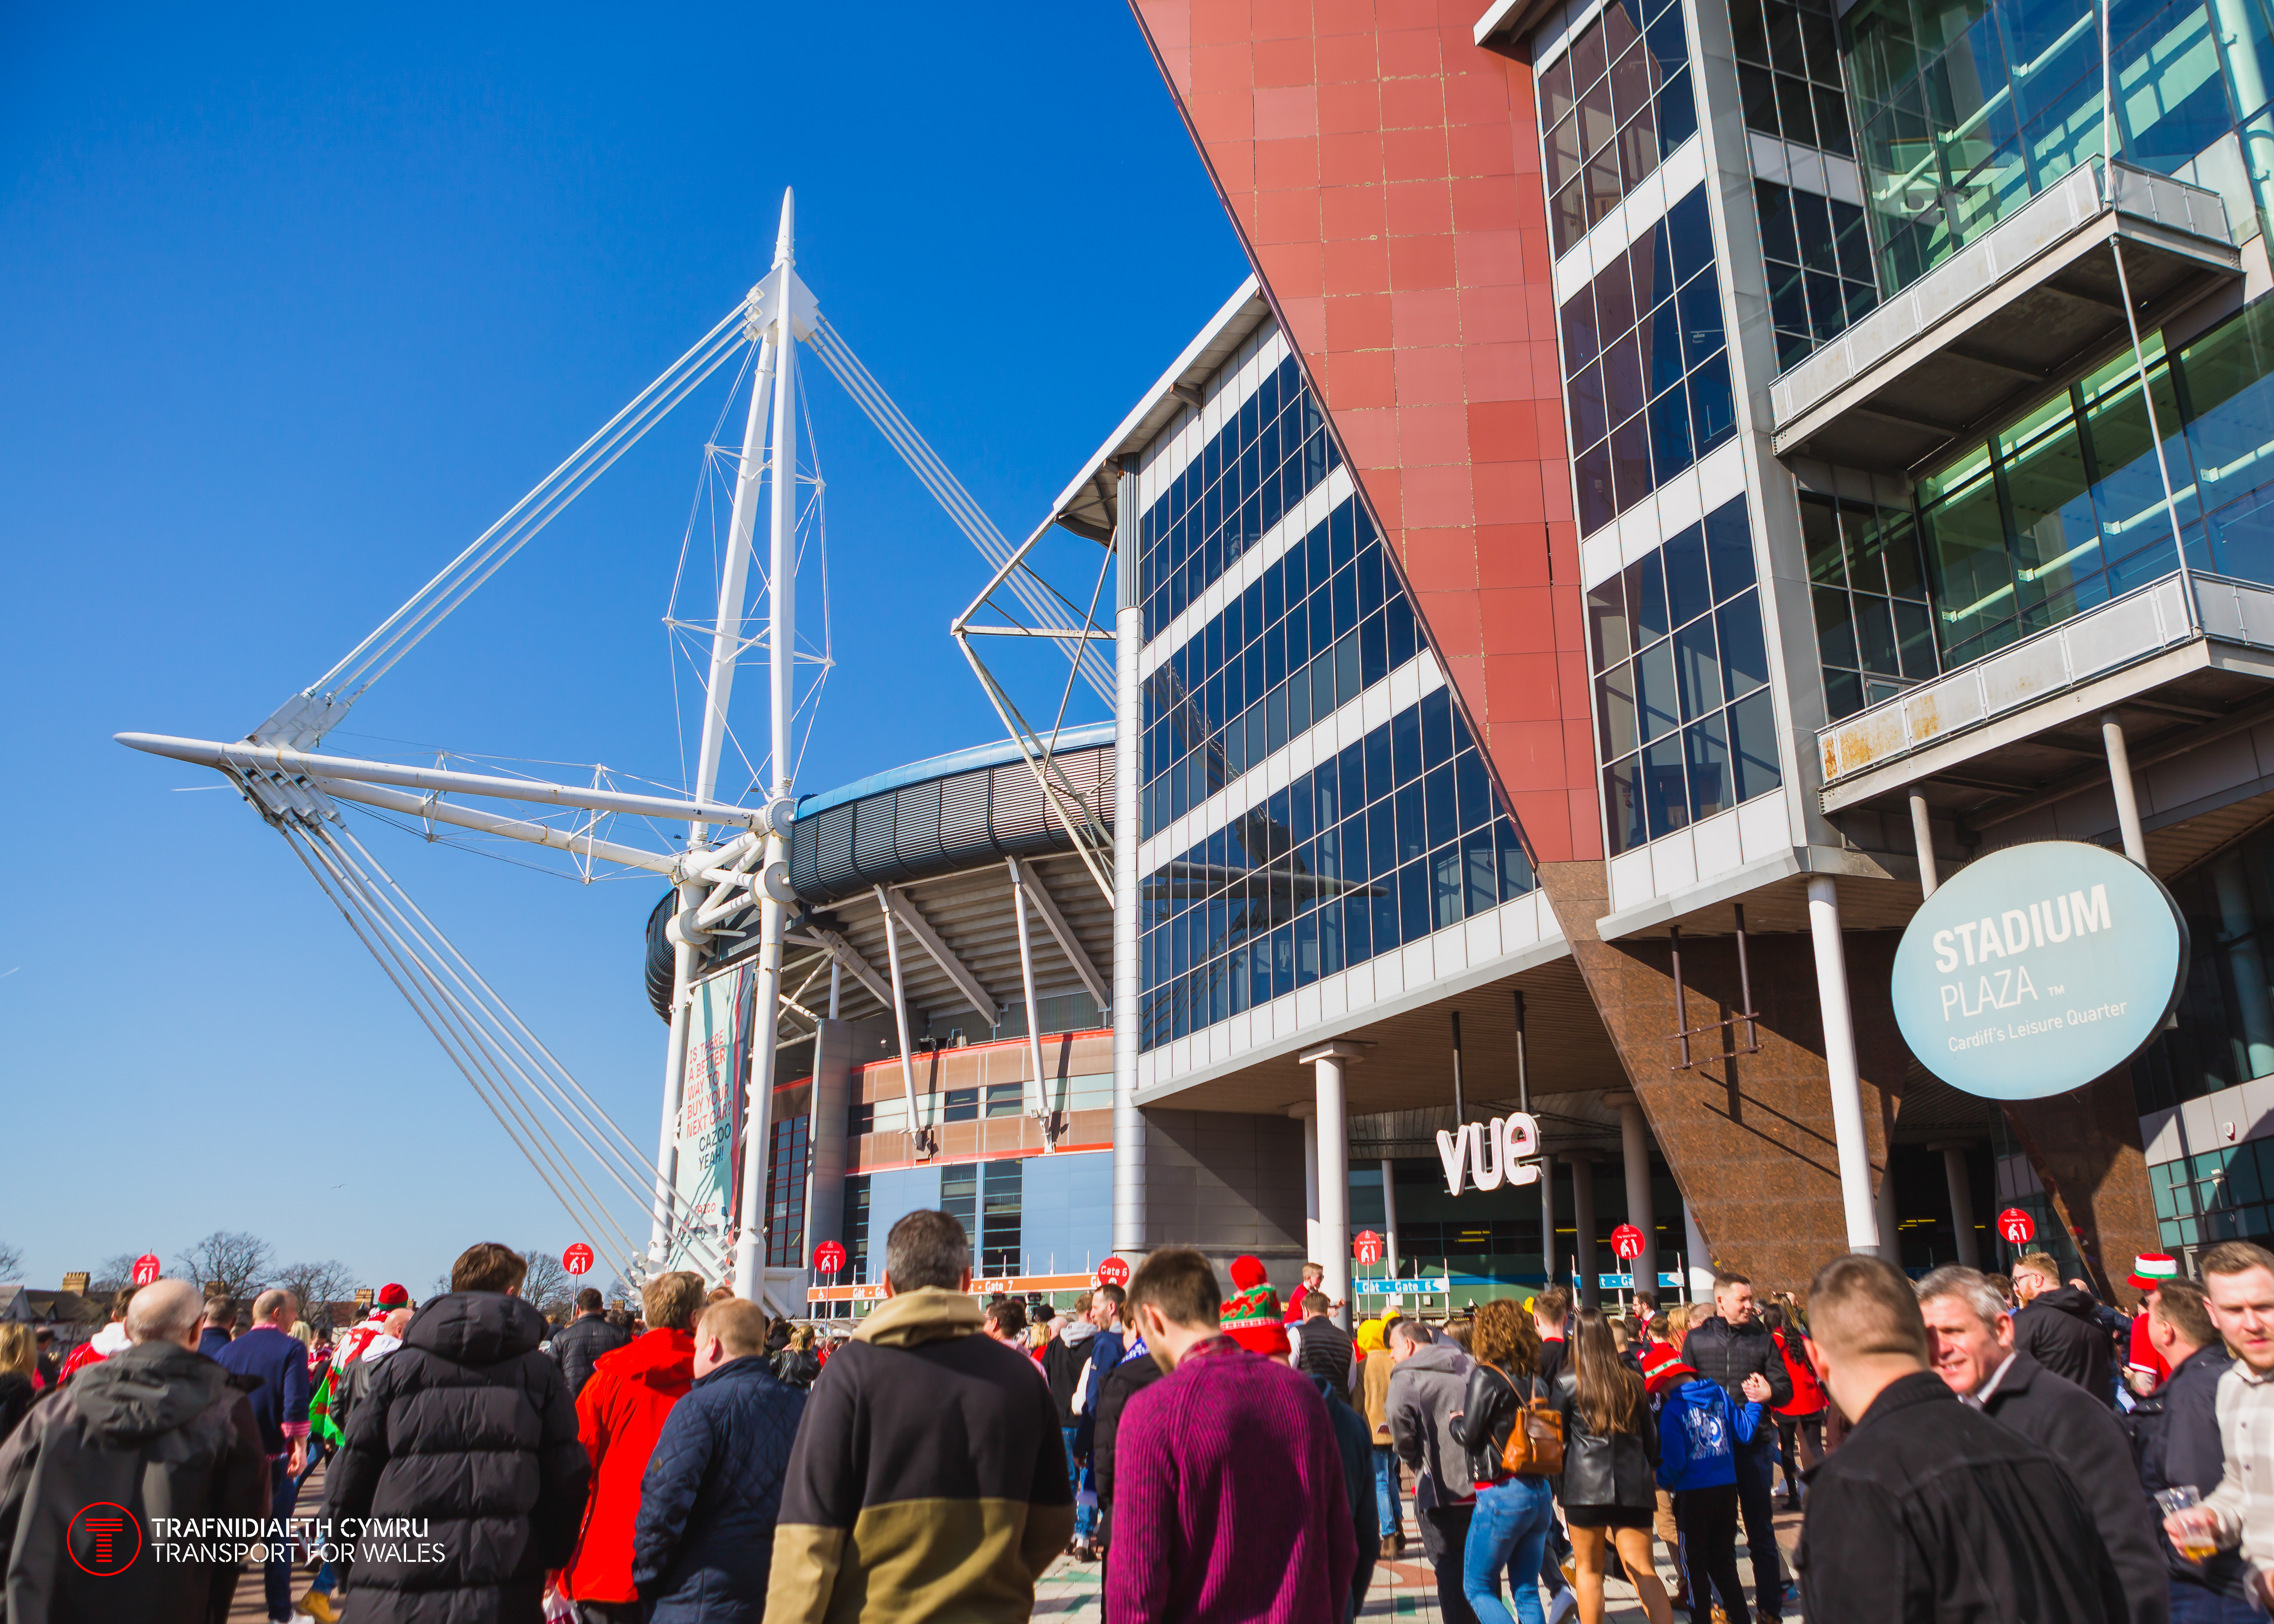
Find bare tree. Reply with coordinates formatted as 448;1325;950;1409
277;1261;358;1332
0;1241;21;1282
520;1248;575;1321
174;1231;275;1309
88;1253;142;1294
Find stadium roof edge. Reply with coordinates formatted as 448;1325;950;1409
793;720;1116;821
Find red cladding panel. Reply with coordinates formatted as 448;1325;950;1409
1130;0;1600;862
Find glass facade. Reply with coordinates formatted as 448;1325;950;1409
943;1159;1023;1274
1757;181;1880;370
763;1111;809;1269
1844;0;2274;290
1562;188;1736;537
1732;0;1859;154
2151;1145;2274;1250
2134;828;2274;1109
1590;495;1784;854
1804;489;1939;719
1137;352;1340;643
1540;0;1700;256
843;1173;870;1282
1139;686;1535;1050
1142;495;1423;838
1914;298;2274;669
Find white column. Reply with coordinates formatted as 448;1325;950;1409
648;877;704;1266
2103;713;2150;865
1876;1151;1902;1268
1008;858;1051;1139
1292;1103;1320;1267
1909;790;1940;898
1684;1199;1712;1303
1808;874;1881;1253
1381;1157;1401;1274
1112;465;1146;1258
1935;1142;1982;1269
1565;1152;1599;1309
1301;1042;1363;1329
1605;1092;1656;1295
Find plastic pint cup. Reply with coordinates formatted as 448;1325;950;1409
2157;1487;2217;1561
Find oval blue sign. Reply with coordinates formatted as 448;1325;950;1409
1891;840;2187;1100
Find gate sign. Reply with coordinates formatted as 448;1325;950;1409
1610;1225;1646;1261
1097;1257;1130;1289
562;1244;595;1276
813;1241;847;1276
1891;841;2187;1100
130;1254;161;1287
1354;1230;1384;1265
1997;1207;2036;1246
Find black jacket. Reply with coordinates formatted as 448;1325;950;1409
0;1373;33;1448
1978;1352;2170;1624
1296;1316;1355;1393
1310;1372;1379;1620
2127;1344;2250;1600
1449;1359;1531;1486
326;1291;590;1624
550;1311;631;1402
1544;1368;1659;1511
632;1353;806;1621
2013;1286;2115;1405
0;1339;268;1624
1681;1313;1793;1419
1041;1327;1095;1425
769;1347;821;1390
1794;1369;2129;1624
1093;1344;1167;1512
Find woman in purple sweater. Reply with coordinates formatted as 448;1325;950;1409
1107;1248;1359;1624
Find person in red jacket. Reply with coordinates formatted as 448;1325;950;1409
562;1270;706;1620
1760;1303;1827;1511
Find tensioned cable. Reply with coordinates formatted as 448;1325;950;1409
306;305;753;713
328;819;727;1267
806;318;1114;701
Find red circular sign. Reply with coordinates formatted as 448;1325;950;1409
1997;1208;2036;1245
1611;1224;1646;1261
67;1503;141;1576
562;1244;595;1276
130;1254;161;1287
1354;1230;1384;1265
813;1241;847;1276
1097;1257;1130;1289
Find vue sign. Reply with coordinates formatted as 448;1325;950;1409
1892;841;2187;1101
1437;1112;1544;1195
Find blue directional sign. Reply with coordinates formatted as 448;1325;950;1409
1891;841;2187;1101
1354;1276;1450;1294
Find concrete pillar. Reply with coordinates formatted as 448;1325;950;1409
1381;1157;1401;1274
1933;1141;1982;1269
2103;712;2150;866
1909;790;1939;898
1291;1103;1320;1267
804;1019;854;1270
1876;1151;1903;1269
1301;1041;1364;1328
1807;875;1882;1253
1564;1151;1600;1309
1684;1199;1712;1303
1604;1092;1656;1295
1112;465;1146;1255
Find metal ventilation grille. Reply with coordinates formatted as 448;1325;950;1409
939;770;993;862
894;778;943;867
989;763;1050;843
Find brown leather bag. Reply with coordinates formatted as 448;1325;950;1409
1483;1362;1565;1477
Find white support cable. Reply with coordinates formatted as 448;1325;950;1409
805;320;1113;701
303;309;753;719
278;821;634;1260
329;821;725;1257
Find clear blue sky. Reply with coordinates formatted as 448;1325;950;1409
0;5;1245;1292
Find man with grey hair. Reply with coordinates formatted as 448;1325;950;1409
1916;1263;2166;1624
217;1288;312;1624
767;1209;1072;1624
1387;1318;1487;1623
0;1278;267;1621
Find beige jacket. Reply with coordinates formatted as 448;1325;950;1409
2206;1359;2274;1574
1362;1349;1396;1444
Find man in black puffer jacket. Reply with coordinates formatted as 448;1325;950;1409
326;1243;590;1624
550;1287;631;1402
634;1296;805;1620
2011;1252;2116;1406
1679;1272;1792;1620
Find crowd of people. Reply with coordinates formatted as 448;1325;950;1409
3;1227;2274;1622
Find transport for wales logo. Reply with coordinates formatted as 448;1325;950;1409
68;1503;141;1576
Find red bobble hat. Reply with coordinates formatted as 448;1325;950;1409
1221;1255;1292;1356
1639;1341;1696;1397
376;1283;411;1308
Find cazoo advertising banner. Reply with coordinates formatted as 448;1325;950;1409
670;964;752;1268
1890;841;2187;1100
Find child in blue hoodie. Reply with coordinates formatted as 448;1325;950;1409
1649;1347;1763;1624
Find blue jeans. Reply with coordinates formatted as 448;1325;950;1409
1374;1445;1401;1535
264;1456;302;1620
2170;1582;2262;1622
1060;1427;1095;1540
1464;1477;1555;1624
